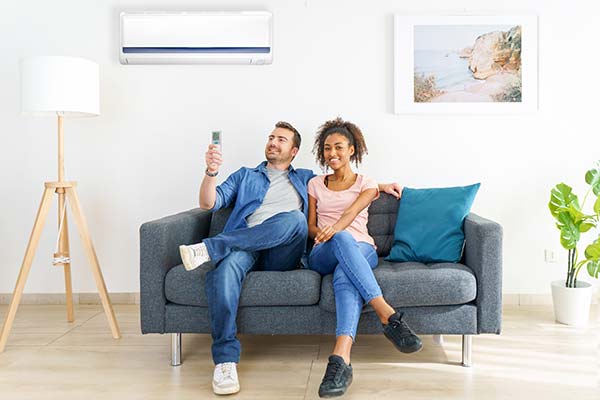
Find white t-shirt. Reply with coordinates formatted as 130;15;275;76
246;167;303;228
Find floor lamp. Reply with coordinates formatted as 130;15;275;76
0;56;121;352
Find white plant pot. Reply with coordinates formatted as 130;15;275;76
551;280;593;326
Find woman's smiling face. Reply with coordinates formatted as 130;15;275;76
323;133;355;171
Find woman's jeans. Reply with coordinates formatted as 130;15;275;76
308;231;381;340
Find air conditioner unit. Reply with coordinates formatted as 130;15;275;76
120;11;273;65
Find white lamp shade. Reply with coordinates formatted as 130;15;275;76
20;56;100;117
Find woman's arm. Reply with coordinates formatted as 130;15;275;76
314;188;378;244
308;194;320;240
377;182;403;199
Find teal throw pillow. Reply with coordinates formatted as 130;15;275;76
385;183;480;264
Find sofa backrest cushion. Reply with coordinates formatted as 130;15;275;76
209;208;233;238
207;193;399;257
366;193;399;256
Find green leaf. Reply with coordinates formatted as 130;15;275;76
584;240;600;260
587;260;600;279
558;212;579;249
579;222;595;233
585;167;600;195
594;196;600;215
549;183;579;218
566;203;585;224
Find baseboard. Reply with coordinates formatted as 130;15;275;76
0;292;140;305
502;294;553;305
503;289;600;306
1;291;598;306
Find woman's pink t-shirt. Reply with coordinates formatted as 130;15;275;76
307;174;379;247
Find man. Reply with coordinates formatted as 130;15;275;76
179;121;401;395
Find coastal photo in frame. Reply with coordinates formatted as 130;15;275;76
394;15;538;114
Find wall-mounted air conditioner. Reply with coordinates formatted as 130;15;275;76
120;11;273;65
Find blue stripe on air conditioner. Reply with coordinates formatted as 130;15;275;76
122;47;270;54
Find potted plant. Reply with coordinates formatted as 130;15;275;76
548;161;600;326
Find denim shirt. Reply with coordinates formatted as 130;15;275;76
211;161;316;233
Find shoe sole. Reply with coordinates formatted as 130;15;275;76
319;389;346;398
401;343;423;354
318;376;353;398
179;246;198;271
384;331;423;354
212;382;240;395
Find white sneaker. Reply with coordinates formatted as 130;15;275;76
179;243;211;271
212;362;240;395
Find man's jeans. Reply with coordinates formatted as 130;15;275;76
204;210;308;364
308;231;381;340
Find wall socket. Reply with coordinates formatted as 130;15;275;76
544;249;558;263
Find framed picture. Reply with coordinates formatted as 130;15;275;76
394;15;538;114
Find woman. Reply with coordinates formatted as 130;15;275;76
307;117;422;398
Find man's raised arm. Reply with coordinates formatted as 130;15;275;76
199;144;222;209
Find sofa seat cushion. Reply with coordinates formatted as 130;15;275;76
319;260;477;313
165;264;322;307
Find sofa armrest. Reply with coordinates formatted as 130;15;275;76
139;208;212;333
463;213;503;334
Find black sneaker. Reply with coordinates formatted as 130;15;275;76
383;312;423;353
318;355;353;398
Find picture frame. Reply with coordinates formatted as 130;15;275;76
394;15;538;114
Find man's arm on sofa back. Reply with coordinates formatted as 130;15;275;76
463;213;503;334
139;208;212;334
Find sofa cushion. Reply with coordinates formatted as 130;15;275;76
367;193;400;256
318;259;477;313
208;208;233;237
165;264;322;307
386;184;480;263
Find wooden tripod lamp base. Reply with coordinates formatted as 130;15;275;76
0;181;121;352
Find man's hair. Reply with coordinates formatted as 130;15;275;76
275;121;301;149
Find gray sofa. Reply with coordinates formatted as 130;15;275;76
140;193;502;367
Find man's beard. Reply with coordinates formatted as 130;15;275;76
266;148;283;162
266;154;283;163
265;146;294;164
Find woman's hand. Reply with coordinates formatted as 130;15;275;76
314;225;339;245
380;182;403;199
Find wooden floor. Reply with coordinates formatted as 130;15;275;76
0;304;598;399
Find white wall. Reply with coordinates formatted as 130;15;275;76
1;0;598;297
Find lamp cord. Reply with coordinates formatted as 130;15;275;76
53;200;70;265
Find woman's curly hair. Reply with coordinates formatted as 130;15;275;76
312;117;368;169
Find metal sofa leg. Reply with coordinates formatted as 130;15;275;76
462;335;472;367
171;333;182;366
432;334;444;345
